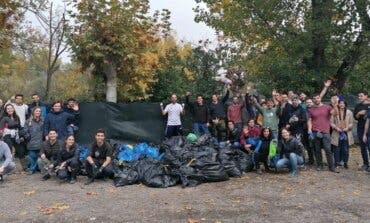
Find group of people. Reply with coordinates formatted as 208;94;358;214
161;81;370;177
0;82;369;183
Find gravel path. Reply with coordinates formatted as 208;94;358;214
1;148;369;223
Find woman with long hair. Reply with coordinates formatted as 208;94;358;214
24;107;44;174
0;104;28;170
55;135;80;184
255;127;272;174
276;128;304;177
330;100;354;169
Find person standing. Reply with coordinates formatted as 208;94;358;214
362;107;370;152
24;107;44;174
254;97;280;139
0;104;28;170
308;93;339;173
160;94;184;138
330;100;354;169
227;95;245;133
186;92;210;136
85;129;114;185
6;94;28;127
64;98;80;136
28;93;49;120
209;86;229;142
354;91;370;171
44;101;80;140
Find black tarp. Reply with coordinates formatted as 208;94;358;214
76;102;167;145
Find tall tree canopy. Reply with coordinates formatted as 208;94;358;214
195;0;370;95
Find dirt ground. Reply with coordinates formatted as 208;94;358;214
0;148;369;223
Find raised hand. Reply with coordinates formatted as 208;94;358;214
324;79;332;87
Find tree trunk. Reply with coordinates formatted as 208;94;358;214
104;63;117;103
45;69;52;100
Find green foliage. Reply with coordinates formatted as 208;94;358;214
195;0;370;95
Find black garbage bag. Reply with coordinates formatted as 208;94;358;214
194;159;229;182
178;165;204;187
162;136;186;148
218;148;242;177
137;159;180;188
233;150;254;173
196;134;211;146
113;161;140;187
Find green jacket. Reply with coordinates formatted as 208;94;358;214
255;103;280;131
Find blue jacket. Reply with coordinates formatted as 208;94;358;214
43;110;80;140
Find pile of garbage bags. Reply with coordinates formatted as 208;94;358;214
112;135;254;188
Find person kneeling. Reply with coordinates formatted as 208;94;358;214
37;129;62;181
55;135;80;184
85;129;114;185
276;128;304;177
0;140;16;182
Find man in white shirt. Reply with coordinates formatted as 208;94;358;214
160;94;184;138
6;94;28;127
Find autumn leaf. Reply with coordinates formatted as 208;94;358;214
23;190;36;196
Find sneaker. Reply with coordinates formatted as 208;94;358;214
42;174;51;181
84;178;94;185
316;166;323;171
330;167;340;173
290;171;297;177
360;165;369;171
256;169;262;175
27;170;34;175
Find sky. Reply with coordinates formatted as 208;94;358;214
149;0;216;43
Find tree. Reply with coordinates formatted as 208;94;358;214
68;0;170;102
194;0;370;94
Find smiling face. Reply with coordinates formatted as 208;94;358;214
338;101;346;109
32;94;40;103
281;128;290;140
52;102;62;112
95;132;105;144
306;99;313;108
15;95;23;104
171;94;177;103
358;93;368;103
66;135;75;147
263;128;271;138
33;107;42;119
5;105;15;116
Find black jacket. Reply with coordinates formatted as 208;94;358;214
41;140;63;162
278;137;304;158
208;90;229;119
56;143;80;165
186;96;210;124
289;105;307;135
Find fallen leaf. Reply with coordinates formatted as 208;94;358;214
39;203;70;215
188;218;199;223
86;192;98;196
23;190;36;196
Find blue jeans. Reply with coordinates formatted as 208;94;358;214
28;150;39;172
234;122;243;134
276;153;304;173
334;139;349;165
193;123;209;136
357;128;370;167
219;141;241;149
67;125;79;136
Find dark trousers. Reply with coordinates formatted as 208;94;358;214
313;133;334;170
165;125;182;138
254;152;269;170
210;119;226;142
3;135;27;159
86;159;114;179
358;128;370;167
334;139;349;165
56;159;80;180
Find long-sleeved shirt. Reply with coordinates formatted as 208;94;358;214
255;103;280;132
41;139;63;162
354;102;370;130
0;141;13;167
56;143;80;165
43;110;80;140
278;137;304;158
5;101;28;127
227;103;244;124
186;96;210;124
208;90;229;119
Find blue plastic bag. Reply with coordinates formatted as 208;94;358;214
79;146;89;160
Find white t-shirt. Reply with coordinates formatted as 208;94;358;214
164;103;183;126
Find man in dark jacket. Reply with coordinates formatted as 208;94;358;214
27;93;50;120
85;129;114;185
37;129;63;180
288;96;307;139
208;87;229;141
354;91;370;171
186;92;210;136
44;101;80;140
64;98;80;135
